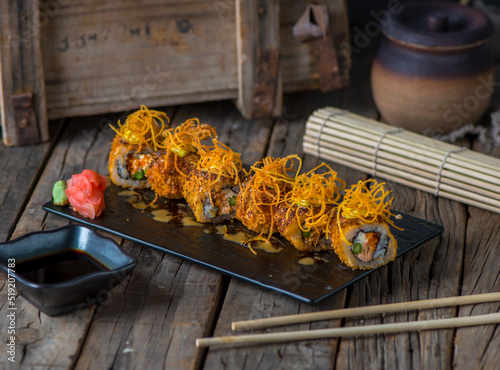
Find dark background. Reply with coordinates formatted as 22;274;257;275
347;0;499;27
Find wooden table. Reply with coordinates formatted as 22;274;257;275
1;50;500;369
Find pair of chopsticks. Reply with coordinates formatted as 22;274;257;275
196;292;500;347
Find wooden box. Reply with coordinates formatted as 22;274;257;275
0;0;350;146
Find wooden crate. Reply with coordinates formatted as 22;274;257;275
0;0;350;146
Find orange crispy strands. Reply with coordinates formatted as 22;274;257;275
162;118;217;177
285;163;346;237
163;118;217;156
195;139;243;207
236;155;302;238
181;139;241;224
110;105;170;151
337;179;402;243
249;155;302;208
251;155;302;184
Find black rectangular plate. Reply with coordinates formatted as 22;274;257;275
43;185;444;303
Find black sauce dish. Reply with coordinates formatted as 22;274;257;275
0;225;137;316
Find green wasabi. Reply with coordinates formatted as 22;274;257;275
52;180;69;206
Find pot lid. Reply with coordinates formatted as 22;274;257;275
383;1;494;48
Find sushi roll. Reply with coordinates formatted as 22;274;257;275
147;118;216;199
274;163;345;252
182;139;243;223
146;150;199;199
235;155;301;235
108;137;154;189
274;204;335;252
329;179;402;270
108;106;169;189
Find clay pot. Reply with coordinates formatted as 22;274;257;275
371;1;495;134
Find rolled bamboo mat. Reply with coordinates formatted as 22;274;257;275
303;107;500;214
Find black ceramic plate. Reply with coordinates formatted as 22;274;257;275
43;185;444;303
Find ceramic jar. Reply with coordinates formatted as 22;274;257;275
371;1;495;134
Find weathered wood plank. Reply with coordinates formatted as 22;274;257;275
280;0;350;93
0;107;178;368
0;0;49;146
37;0;349;121
41;0;238;119
334;186;466;369
452;207;500;369
332;47;469;369
452;81;500;368
73;100;274;369
202;79;377;368
0;120;64;242
0;113;115;369
74;240;224;370
236;0;281;119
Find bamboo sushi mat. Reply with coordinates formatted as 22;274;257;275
303;107;500;214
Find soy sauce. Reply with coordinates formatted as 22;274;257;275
16;250;109;284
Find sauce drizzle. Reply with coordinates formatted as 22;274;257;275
118;189;287;255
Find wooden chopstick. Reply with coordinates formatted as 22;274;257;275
196;312;500;348
232;292;500;331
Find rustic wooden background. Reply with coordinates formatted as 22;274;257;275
1;0;350;146
1;36;500;369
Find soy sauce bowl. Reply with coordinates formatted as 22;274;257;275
0;225;137;316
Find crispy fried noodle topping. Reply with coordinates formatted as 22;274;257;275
161;118;217;176
197;139;243;185
110;105;170;151
338;179;403;243
164;118;217;154
197;139;243;206
241;155;302;238
285;163;346;236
